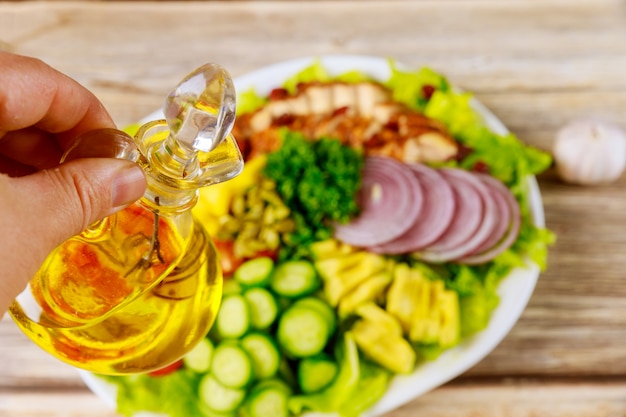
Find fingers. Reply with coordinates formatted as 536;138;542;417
0;127;137;175
0;154;36;177
0;158;145;310
0;128;64;171
0;51;115;148
62;128;139;162
0;52;137;312
14;158;146;240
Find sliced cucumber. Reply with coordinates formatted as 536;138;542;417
199;374;246;413
198;402;236;417
292;296;337;336
215;294;250;339
287;332;360;415
277;304;330;358
241;332;281;379
270;260;320;299
182;337;213;373
297;354;339;393
244;287;279;330
252;377;293;396
234;256;275;288
211;341;254;389
245;381;290;417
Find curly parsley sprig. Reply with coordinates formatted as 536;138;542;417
263;129;364;259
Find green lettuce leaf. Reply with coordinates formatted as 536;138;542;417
282;59;331;94
236;88;267;116
386;63;450;112
100;370;201;417
338;360;391;417
424;89;553;186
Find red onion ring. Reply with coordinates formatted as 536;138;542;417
466;177;510;256
458;174;521;264
415;169;483;258
334;156;423;247
417;168;499;263
368;163;455;254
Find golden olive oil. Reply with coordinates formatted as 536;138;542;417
10;205;222;375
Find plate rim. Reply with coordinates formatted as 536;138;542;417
80;54;543;417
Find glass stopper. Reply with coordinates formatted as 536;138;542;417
163;63;236;153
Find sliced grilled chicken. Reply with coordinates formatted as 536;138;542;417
235;80;459;163
331;82;358;110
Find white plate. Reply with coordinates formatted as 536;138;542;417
80;55;544;417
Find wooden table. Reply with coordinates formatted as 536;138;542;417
2;1;626;415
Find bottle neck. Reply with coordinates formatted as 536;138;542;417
138;160;199;215
149;135;200;184
135;131;200;214
131;119;242;215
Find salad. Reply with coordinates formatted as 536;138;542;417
94;57;554;417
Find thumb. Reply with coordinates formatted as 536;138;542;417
2;158;145;287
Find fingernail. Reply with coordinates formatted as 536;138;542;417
63;129;137;162
111;163;146;209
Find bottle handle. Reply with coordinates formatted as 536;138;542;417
61;128;140;163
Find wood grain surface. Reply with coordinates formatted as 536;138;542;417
1;1;626;416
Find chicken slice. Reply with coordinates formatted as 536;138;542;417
356;82;392;117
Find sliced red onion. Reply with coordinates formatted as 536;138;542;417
416;168;499;263
334;156;423;247
415;169;483;258
466;179;510;255
458;174;521;264
368;163;455;254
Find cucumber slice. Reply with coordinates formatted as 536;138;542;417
253;377;293;396
198;403;236;417
211;342;254;389
297;354;339;393
241;332;281;379
215;294;250;339
199;374;246;413
182;337;213;373
245;382;290;417
235;256;275;287
270;260;321;299
277;304;330;358
292;296;337;336
244;287;279;330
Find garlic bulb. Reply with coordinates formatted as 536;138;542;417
553;119;626;185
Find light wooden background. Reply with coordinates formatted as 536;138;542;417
1;1;626;416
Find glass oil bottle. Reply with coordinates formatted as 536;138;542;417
9;63;243;375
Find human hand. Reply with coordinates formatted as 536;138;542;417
0;51;146;313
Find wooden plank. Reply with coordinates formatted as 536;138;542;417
0;1;623;148
388;381;626;417
1;381;626;417
468;171;626;376
0;316;83;389
0;389;120;417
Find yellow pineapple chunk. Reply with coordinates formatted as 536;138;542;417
354;302;403;337
352;319;415;374
316;251;387;306
338;271;392;316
